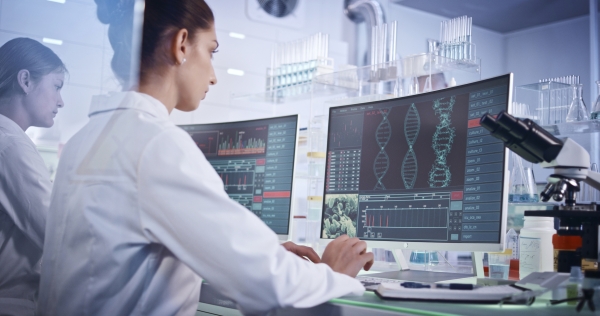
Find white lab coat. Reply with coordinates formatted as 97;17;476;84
0;114;51;316
37;92;364;316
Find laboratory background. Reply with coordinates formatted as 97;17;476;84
3;0;600;315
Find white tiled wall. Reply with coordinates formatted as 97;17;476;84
1;0;351;140
189;0;350;125
0;0;104;47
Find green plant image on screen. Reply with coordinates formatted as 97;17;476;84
322;194;358;238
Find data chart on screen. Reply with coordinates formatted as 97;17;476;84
180;115;298;235
322;76;510;244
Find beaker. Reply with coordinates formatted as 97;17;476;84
566;84;589;122
591;81;600;120
509;153;539;202
488;250;512;279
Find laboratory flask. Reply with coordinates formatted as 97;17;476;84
591;81;600;120
566;84;589;122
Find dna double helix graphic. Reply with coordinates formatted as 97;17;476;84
402;104;420;189
373;109;391;190
429;96;456;188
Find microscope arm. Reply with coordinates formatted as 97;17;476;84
539;138;590;170
585;172;600;192
539;137;591;179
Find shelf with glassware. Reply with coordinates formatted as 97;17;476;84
512;80;600;207
304;54;482;247
513;80;600;135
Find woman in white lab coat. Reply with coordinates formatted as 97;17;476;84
37;1;374;315
0;37;66;316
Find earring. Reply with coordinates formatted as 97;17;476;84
181;58;187;65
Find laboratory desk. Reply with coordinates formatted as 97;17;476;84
196;281;592;316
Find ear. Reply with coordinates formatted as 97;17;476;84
17;69;32;95
170;29;189;65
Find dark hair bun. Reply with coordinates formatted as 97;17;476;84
94;0;136;87
94;0;133;25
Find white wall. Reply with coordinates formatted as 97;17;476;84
173;0;351;126
349;1;506;81
388;2;506;80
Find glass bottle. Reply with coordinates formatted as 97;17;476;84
566;84;589;122
591;81;600;120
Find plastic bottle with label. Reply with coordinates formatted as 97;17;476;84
519;216;556;279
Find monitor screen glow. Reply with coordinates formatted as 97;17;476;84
180;115;299;237
320;75;512;252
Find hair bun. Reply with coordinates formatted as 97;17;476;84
94;0;134;25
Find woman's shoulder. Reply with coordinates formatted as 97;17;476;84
0;131;42;167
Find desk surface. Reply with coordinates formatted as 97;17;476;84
197;282;592;316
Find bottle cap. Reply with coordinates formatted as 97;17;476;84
571;266;583;280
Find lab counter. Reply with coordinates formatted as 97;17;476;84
196;281;591;316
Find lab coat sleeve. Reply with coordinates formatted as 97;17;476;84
136;128;364;315
0;139;50;250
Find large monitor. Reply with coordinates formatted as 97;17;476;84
320;74;512;252
179;115;298;241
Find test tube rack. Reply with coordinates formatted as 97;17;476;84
370;21;399;81
436;16;476;64
266;33;334;96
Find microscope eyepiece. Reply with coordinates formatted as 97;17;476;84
480;111;563;164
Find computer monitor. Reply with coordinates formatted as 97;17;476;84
179;115;299;241
320;74;513;252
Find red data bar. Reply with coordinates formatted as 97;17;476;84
451;191;464;201
263;191;291;198
467;118;481;128
468;115;497;128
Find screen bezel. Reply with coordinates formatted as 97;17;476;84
178;114;300;242
318;74;513;252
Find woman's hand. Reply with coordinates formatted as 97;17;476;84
282;241;321;263
321;235;374;277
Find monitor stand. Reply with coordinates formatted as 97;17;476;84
364;250;485;283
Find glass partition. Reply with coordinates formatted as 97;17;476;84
0;0;144;160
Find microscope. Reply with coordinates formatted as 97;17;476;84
480;111;600;260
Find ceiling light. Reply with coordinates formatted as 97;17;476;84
43;38;63;45
227;69;245;76
229;32;246;39
48;0;66;3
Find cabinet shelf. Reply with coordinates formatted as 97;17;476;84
542;120;600;136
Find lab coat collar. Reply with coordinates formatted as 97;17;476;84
0;113;25;134
88;91;169;119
